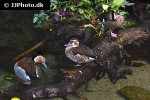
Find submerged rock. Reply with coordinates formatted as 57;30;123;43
119;86;150;100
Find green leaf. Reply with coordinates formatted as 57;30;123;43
84;14;91;20
121;1;135;7
102;4;109;10
111;0;125;11
83;0;90;3
125;3;135;6
37;20;42;25
119;11;128;16
64;4;68;11
78;2;84;6
79;8;84;14
70;5;77;11
83;0;91;6
94;0;100;4
4;74;22;83
39;12;46;17
86;8;94;13
52;5;58;10
33;17;38;23
34;14;38;17
45;16;49;21
5;77;12;80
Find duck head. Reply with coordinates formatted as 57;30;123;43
34;55;47;68
64;38;79;47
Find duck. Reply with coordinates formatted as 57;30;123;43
14;55;47;85
97;8;125;37
64;38;97;66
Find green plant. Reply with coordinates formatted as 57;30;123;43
3;74;22;83
33;0;135;37
33;10;50;28
122;21;135;28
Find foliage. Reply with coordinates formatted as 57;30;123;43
122;21;135;28
33;0;135;37
33;10;49;28
3;74;22;83
146;4;150;14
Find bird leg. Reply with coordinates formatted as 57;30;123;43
110;30;117;38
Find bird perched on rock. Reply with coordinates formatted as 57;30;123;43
97;8;125;37
14;55;47;85
64;38;97;66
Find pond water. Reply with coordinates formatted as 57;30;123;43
43;58;150;100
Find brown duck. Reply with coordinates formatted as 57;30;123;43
97;9;125;37
65;38;97;66
14;55;47;85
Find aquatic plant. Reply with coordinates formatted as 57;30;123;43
33;0;134;37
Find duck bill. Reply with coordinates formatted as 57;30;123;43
64;43;71;46
42;62;47;68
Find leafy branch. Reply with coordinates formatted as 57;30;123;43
33;0;134;37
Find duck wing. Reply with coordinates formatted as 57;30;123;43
71;45;96;58
14;65;31;81
102;21;118;29
18;58;37;77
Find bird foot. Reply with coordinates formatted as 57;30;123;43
111;32;117;38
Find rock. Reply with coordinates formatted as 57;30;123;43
119;86;150;100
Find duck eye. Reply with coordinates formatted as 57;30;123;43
74;42;79;45
69;41;73;43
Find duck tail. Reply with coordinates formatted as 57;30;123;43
89;55;97;60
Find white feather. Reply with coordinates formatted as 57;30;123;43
14;63;31;81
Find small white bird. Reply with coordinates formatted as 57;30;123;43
65;38;97;66
14;55;47;85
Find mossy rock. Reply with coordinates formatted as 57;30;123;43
119;86;150;100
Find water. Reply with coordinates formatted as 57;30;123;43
50;59;150;100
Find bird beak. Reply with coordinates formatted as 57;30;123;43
64;43;71;46
42;62;47;68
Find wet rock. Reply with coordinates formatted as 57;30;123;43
119;86;150;100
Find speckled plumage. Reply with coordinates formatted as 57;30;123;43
65;38;96;65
